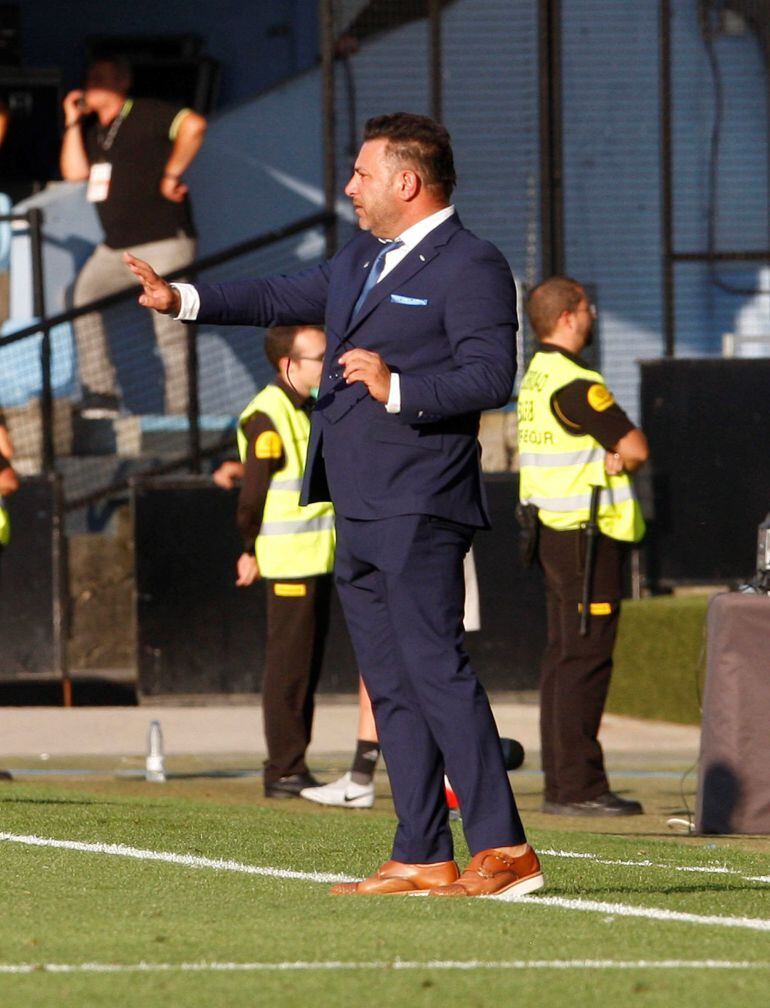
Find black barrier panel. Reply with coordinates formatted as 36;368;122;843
0;474;66;678
466;475;545;691
0;68;61;199
640;359;770;587
133;475;358;697
133;474;545;696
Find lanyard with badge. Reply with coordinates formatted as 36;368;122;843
86;99;132;203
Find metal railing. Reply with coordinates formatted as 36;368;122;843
2;208;335;509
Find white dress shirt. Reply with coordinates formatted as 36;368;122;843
378;205;455;413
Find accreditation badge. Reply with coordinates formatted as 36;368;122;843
86;162;112;203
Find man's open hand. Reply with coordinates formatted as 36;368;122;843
338;347;391;403
123;251;181;315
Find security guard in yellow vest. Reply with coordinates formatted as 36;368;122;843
518;276;649;817
219;325;335;798
0;414;18;550
0;417;17;781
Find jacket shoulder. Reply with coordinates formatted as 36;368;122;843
452;226;510;264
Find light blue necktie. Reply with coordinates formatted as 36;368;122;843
351;239;403;319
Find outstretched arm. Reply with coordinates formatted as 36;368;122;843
125;251;330;329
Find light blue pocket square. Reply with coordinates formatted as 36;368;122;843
390;294;429;307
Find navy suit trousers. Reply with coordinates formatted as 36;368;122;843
334;513;526;862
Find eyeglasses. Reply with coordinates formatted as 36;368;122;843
291;353;325;363
577;302;598;320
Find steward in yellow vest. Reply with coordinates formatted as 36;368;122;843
518;276;649;818
216;325;334;799
237;382;335;579
0;503;9;547
0;419;19;549
519;348;645;543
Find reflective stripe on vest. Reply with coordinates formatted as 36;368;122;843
519;447;606;468
0;502;8;546
524;482;637;512
238;384;335;578
517;350;645;543
260;514;336;536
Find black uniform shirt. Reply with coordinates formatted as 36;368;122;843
82;97;196;248
540;345;635;451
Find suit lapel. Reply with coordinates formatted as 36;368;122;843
342;214;463;336
326;235;380;355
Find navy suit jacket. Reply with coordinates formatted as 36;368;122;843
195;214;517;527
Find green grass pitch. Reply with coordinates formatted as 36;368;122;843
0;761;768;1008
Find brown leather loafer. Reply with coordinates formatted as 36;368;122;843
429;846;545;898
330;859;460;895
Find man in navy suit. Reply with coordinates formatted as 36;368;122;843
126;113;543;899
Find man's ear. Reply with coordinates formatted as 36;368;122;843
399;169;420;201
560;308;576;330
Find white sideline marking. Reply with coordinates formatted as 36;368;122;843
510;894;770;932
3;832;769;933
540;848;770;886
1;959;768;975
0;832;355;885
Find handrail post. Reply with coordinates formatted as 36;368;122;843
538;0;565;278
28;207;55;473
660;0;675;357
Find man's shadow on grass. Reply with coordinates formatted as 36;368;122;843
552;881;769;895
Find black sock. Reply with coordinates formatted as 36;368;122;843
350;739;380;784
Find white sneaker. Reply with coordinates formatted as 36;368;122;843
300;772;375;809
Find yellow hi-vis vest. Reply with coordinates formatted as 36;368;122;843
0;500;9;546
517;350;645;543
237;383;335;578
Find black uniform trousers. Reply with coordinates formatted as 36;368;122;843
537;524;628;804
262;573;332;786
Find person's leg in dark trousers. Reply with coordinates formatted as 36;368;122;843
538;526;625;804
262;574;331;786
334;515;526;863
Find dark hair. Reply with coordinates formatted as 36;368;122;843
526;276;586;340
263;325;324;370
363;112;456;199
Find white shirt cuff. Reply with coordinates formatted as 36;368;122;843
171;282;200;320
385;372;401;413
